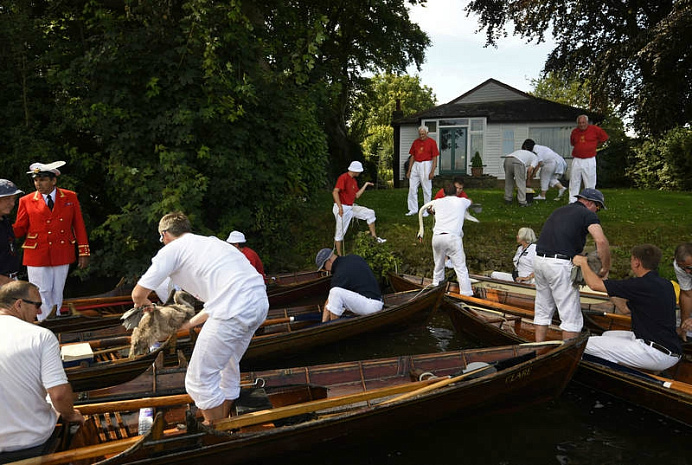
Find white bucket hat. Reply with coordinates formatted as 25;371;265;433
347;161;363;173
226;230;246;244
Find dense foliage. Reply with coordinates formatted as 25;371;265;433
0;0;429;278
350;73;436;186
628;127;692;190
465;0;692;136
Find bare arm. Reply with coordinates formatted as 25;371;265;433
132;284;154;308
47;383;84;424
572;255;607;293
587;223;611;276
355;182;373;199
332;187;343;217
179;309;208;331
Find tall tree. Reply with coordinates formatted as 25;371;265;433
465;0;692;136
350;73;436;185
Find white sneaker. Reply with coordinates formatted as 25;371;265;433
533;195;546;200
405;211;417;216
376;237;387;244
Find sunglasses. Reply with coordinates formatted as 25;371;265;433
677;262;692;272
21;298;43;309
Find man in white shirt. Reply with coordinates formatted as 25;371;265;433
503;140;539;207
0;281;83;462
531;143;567;200
417;182;473;294
131;212;268;424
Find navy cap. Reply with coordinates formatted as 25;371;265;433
0;179;23;198
315;248;334;270
576;188;606;209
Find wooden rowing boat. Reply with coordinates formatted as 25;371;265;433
243;285;446;369
266;270;331;307
65;286;445;394
388;272;632;333
64;337;170;393
46;271;330;336
442;296;692;427
17;336;586;465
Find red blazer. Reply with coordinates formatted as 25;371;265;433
13;188;90;267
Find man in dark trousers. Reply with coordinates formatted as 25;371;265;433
315;248;383;322
574;244;682;372
533;188;611;341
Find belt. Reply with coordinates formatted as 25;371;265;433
642;340;682;359
536;252;571;260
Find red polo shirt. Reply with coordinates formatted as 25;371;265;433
570;125;609;159
409;137;439;162
335;172;359;206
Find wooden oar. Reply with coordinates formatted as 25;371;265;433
8;437;142;465
213;377;443;431
380;364;493;405
77;394;193;415
647;373;692;396
448;292;631;325
14;379;443;465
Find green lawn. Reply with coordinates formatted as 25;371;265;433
288;186;692;282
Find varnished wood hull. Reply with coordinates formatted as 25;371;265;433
388;272;631;333
442;296;692;427
45;336;586;465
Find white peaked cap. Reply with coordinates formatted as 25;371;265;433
27;160;66;176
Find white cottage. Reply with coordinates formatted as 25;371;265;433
392;78;598;186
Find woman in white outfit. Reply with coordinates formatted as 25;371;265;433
490;227;537;284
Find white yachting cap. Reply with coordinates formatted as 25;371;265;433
347;161;363;172
27;161;66;176
226;230;246;244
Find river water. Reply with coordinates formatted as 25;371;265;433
266;312;691;465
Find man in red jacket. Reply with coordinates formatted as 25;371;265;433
569;115;609;203
13;161;90;320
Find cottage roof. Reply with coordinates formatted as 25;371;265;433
393;78;596;126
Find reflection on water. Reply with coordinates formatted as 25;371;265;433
259;312;691;465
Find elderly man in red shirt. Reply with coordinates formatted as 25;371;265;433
332;161;385;256
569;114;609;203
406;125;439;217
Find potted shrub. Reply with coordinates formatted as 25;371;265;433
471;151;484;177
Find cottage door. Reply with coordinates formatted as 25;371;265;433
439;127;468;174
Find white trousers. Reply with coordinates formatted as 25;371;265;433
568;157;596;203
407;160;433;214
27;265;70;321
533;256;583;332
585;331;681;372
185;293;268;410
539;160;561;192
333;204;376;241
326;287;383;317
432;234;472;295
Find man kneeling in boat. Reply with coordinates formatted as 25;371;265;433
0;281;84;462
315;248;383;322
573;244;682;372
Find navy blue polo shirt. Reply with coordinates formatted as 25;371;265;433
330;255;382;301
